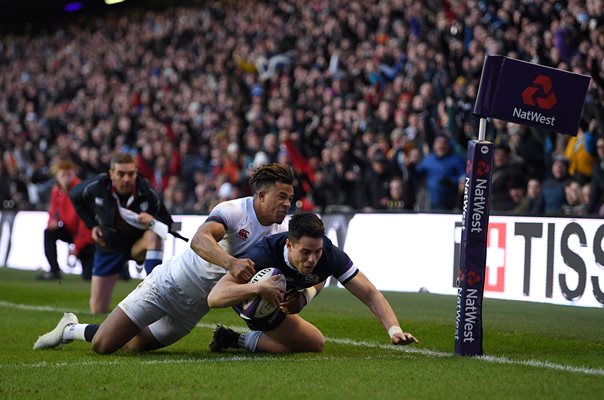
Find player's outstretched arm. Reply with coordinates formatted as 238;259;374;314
190;221;255;282
344;271;418;345
207;273;285;308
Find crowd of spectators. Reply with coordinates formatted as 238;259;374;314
1;0;604;218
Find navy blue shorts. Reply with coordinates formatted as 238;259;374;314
93;249;130;276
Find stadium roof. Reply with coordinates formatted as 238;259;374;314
0;0;185;31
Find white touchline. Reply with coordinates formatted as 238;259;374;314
4;355;336;369
2;301;603;377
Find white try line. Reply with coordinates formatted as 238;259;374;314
2;300;603;377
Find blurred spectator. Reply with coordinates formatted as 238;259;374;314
561;179;587;216
167;183;192;215
385;176;410;212
507;123;546;181
564;128;596;183
587;137;604;215
524;178;542;214
532;158;571;215
320;144;364;209
502;174;528;215
40;160;94;281
490;142;525;212
191;181;217;214
581;183;591;212
415;136;465;211
362;149;397;211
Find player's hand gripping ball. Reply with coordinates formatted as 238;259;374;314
241;268;286;319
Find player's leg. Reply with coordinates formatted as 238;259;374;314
131;230;163;274
78;244;94;281
90;250;129;314
90;275;120;314
140;267;213;351
92;261;186;353
91;307;146;353
259;314;324;353
211;314;324;353
40;226;72;280
89;261;177;353
34;285;164;354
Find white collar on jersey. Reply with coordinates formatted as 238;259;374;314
282;244;297;272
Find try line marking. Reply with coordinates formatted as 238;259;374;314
1;300;603;377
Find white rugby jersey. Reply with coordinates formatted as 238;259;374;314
169;196;287;297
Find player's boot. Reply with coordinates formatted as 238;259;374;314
209;325;239;352
33;312;78;350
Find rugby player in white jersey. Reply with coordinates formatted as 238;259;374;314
33;163;295;353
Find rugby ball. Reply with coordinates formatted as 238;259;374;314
241;268;286;319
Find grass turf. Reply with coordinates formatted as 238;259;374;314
0;268;603;399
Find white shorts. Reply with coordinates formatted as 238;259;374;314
117;259;216;346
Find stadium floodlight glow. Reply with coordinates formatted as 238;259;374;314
64;2;83;12
105;0;126;5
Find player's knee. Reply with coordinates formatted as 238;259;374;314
144;230;162;249
90;306;107;315
89;302;106;315
91;334;117;354
89;299;109;315
315;335;325;352
306;334;325;353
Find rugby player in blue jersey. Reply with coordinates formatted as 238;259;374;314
208;212;418;353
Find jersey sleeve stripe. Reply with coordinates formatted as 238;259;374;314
206;215;227;229
336;262;358;285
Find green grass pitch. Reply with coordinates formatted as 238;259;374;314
0;268;602;399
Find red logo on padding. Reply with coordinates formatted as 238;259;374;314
521;75;557;110
467;271;481;286
476;161;491;177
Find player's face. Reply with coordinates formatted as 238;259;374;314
257;182;293;225
287;236;323;275
110;162;137;195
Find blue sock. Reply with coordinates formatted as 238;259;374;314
143;250;163;274
84;324;100;342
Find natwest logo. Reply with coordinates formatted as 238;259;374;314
476;161;491;177
513;75;557;127
521;75;557;110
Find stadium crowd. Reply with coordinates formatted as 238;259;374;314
1;0;604;218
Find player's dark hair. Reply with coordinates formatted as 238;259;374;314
288;213;324;242
110;153;135;169
249;163;294;192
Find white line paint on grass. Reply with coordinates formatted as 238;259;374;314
5;355;336;370
0;301;83;314
2;301;603;376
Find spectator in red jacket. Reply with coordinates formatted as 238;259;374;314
39;160;95;281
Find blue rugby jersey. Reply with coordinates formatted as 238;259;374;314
243;232;359;293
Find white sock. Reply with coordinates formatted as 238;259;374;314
62;323;89;341
241;331;263;352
